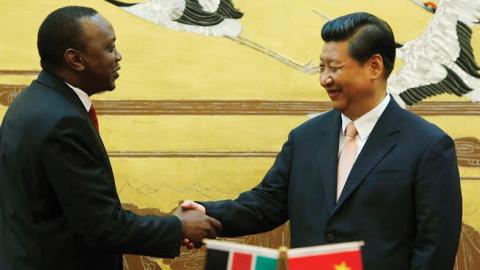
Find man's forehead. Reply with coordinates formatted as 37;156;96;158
320;41;348;61
79;14;115;40
80;15;113;32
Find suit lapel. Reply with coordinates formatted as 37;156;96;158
333;99;402;213
37;72;86;112
317;110;342;214
36;71;110;160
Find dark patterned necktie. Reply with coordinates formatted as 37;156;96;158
89;105;99;132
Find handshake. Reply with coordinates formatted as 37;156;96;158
173;200;220;249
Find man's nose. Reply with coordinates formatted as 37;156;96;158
319;73;333;87
115;49;122;62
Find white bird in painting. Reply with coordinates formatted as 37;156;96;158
387;0;480;107
104;0;243;37
409;0;439;13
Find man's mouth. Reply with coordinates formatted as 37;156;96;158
327;89;342;98
113;67;121;79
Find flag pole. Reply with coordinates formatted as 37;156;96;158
277;246;289;270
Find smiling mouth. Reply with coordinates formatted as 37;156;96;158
327;89;342;98
113;67;121;78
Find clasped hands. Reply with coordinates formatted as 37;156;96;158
173;200;218;249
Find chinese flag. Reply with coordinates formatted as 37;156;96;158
287;242;364;270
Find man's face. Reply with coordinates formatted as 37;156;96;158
78;15;121;93
319;41;376;119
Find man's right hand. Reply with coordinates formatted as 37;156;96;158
180;200;206;213
173;207;221;248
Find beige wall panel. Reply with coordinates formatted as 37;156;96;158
1;0;480;269
111;157;275;210
101;115;304;151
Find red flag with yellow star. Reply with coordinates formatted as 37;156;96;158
287;241;364;270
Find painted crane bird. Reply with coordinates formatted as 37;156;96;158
409;0;479;23
410;0;439;13
388;0;480;107
105;0;243;37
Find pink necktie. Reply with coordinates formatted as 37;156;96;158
89;105;99;132
337;122;357;201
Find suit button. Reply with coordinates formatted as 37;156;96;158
326;233;334;242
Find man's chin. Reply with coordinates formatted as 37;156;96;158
329;99;345;111
109;79;118;90
105;82;116;92
93;85;115;95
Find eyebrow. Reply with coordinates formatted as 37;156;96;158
105;37;116;46
319;56;333;63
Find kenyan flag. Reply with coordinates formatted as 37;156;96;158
204;240;279;270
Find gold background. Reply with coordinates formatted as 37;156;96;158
1;0;479;269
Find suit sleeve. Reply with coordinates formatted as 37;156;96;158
200;131;294;237
42;116;182;258
411;134;462;270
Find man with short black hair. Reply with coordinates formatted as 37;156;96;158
0;6;221;270
182;12;462;269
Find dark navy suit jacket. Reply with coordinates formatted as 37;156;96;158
202;98;462;270
0;71;182;270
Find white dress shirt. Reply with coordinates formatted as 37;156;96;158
338;94;391;159
65;82;92;112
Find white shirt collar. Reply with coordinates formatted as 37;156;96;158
341;94;390;140
64;82;92;111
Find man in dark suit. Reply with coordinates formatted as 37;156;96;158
182;12;462;269
0;6;221;270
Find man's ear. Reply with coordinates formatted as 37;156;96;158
64;48;85;71
369;54;384;79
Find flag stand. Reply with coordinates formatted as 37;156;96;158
278;246;289;270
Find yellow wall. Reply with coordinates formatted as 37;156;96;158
1;0;479;269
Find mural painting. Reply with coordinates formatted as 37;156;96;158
1;0;479;269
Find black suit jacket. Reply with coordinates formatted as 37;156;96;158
202;98;462;270
0;71;182;270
